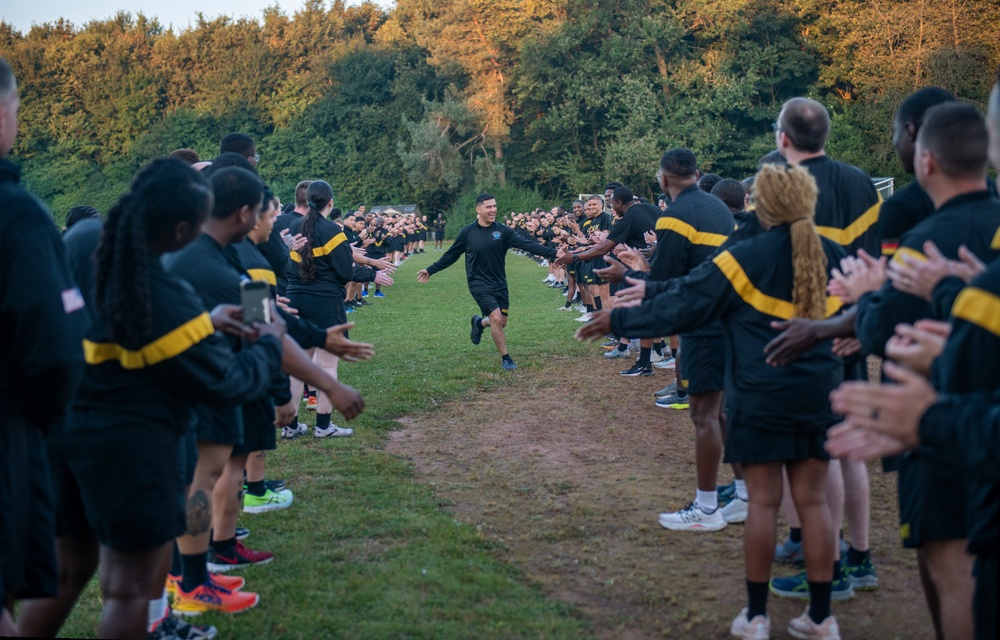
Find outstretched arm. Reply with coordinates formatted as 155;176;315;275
424;228;468;278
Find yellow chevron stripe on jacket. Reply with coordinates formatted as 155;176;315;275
952;287;1000;338
816;199;882;246
83;312;214;369
290;233;348;263
655;217;728;247
713;251;843;320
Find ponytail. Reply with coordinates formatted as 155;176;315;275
753;164;828;320
297;180;334;281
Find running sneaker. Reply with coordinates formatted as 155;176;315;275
315;424;354;438
235;527;250;540
280;424;301;440
604;347;631;359
358;299;372;307
720;495;749;523
306;396;318;411
345;305;355;314
171;581;259;616
542;276;554;283
769;570;854;601
156;615;218;640
730;608;770;640
787;609;841;640
575;312;593;322
207;541;274;573
717;481;736;505
652;357;676;370
600;339;618;348
843;556;879;590
501;358;517;371
620;362;653;377
374;291;385;298
361;289;368;298
654;382;677;398
243;488;294;514
264;479;286;492
649;351;666;364
470;315;484;345
556;305;574;311
167;573;245;598
655;393;689;409
658;502;727;532
774;536;804;564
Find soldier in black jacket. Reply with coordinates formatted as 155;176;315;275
579;165;847;639
0;58;88;636
418;193;565;371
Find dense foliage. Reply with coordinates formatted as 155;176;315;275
1;0;996;223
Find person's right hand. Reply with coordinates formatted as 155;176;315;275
325;381;365;420
617;246;650;272
210;304;251;338
643;230;657;246
416;269;430;283
888;241;986;301
764;318;820;366
613;276;647;308
575;310;612;342
369;258;396;273
594;254;627;282
375;271;394;287
253;301;287;342
324;322;375;362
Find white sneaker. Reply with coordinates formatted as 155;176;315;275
539;260;549;267
556;305;573;311
650;351;665;364
653;357;676;370
281;422;309;440
721;495;749;523
543;276;554;283
658;502;727;531
731;608;770;639
573;304;586;313
787;609;840;640
314;424;354;438
575;312;593;322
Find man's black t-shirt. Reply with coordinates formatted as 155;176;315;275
878;181;934;258
426;221;558;293
607;202;659;249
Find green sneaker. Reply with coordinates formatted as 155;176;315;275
843;556;878;589
769;569;854;601
243;488;294;514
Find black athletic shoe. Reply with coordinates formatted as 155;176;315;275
620;361;653;377
471;315;484;345
358;299;372;306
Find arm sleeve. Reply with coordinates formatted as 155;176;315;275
2;214;87;425
854;282;932;357
647;222;691;282
611;260;736;339
920;392;1000;481
150;332;284;407
351;265;376;283
930;276;967;320
426;228;467;275
506;226;558;259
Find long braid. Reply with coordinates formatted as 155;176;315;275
752;164;828;320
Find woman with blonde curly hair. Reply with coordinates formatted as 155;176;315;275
579;163;849;639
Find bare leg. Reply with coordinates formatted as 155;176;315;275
246;450;266;484
924;539;975;640
97;542;172;640
787;459;834;582
917;548;945;639
212;453;249;543
18;536;100;637
742;462;783;582
313;349;340;414
480;309;508;356
176;441;232;555
841;458;870;552
689;391;725;493
827;459;845;561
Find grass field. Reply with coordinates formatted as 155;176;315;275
57;245;599;639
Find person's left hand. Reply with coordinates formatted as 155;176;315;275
274;400;297;427
617;246;650;272
884;319;950;377
374;271;394;287
832;337;862;358
210;304;251;338
575;310;612;342
829;250;887;303
276;296;298;316
369;258;396;273
594;254;627;282
888;241;986;301
613;276;647;308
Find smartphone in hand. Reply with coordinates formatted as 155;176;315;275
241;280;271;325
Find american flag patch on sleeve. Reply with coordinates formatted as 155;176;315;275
61;287;85;313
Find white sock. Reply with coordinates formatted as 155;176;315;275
147;589;168;632
696;489;718;511
734;479;748;501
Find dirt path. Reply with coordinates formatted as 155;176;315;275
387;356;932;639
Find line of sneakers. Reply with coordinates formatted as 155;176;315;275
281;421;353;440
769;537;878;601
360;289;386;298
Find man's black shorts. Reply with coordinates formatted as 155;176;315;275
233;403;278;457
471;289;509;318
679;335;724;395
63;412;187;550
581;259;604;286
974;548;997;640
898;452;968;548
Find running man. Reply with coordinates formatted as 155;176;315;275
417;193;566;370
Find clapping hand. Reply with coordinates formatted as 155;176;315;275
888;241;986;301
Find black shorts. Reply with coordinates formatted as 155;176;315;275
0;416;59;601
471;289;509;318
974;548;997;640
678;336;725;394
898;452;967;548
196;406;243;444
581;259;604;285
724;422;830;465
63;412;187;550
290;292;346;331
46;430;91;541
232;402;277;457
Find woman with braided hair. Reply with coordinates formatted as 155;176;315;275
578;164;849;640
285;180;390;437
18;157;287;638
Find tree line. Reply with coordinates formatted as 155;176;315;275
1;0;996;223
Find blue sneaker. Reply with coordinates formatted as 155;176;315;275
769;569;854;601
374;291;386;298
345;305;355;314
774;535;804;564
362;289;368;298
843;556;878;590
501;357;517;371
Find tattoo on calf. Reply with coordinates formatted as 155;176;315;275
185;490;211;536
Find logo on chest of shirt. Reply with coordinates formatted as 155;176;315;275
492;231;502;240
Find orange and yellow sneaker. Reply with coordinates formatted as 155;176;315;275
167;573;246;598
306;396;318;410
171;581;258;616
